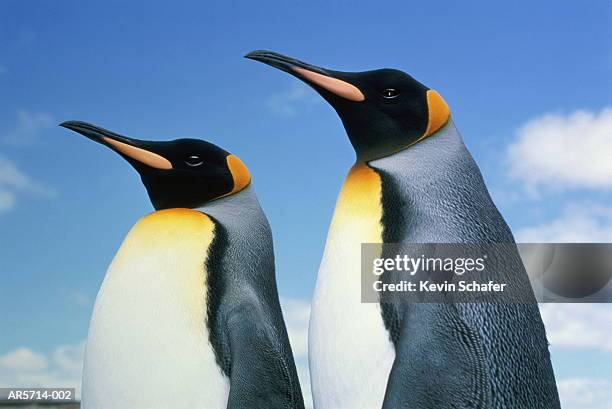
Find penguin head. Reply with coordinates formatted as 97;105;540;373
246;50;450;162
60;121;251;210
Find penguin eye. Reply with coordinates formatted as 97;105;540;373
381;88;400;99
185;155;204;167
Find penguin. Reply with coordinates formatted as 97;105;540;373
60;121;304;409
246;51;561;409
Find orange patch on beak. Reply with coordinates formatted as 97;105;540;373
292;67;365;102
102;137;173;170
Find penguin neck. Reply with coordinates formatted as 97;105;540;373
196;184;268;230
368;119;511;242
369;119;480;203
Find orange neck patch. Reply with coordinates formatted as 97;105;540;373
226;154;251;195
423;90;450;138
330;163;383;243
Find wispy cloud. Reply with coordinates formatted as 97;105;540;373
281;298;312;408
0;341;84;397
540;304;612;351
506;107;612;194
0;110;59;212
71;291;93;308
282;298;310;357
516;202;612;242
266;83;320;117
2;110;55;146
0;156;56;214
505;108;612;243
0;190;16;213
0;348;48;372
557;378;612;409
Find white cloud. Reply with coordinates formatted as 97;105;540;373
517;202;612;242
71;291;92;308
0;190;16;212
2;110;55;146
507;108;612;193
0;157;31;189
0;156;55;213
0;157;30;213
0;348;48;372
540;304;612;351
0;111;57;212
281;298;312;408
296;363;313;409
53;343;86;374
558;378;612;409
282;298;310;358
0;341;84;397
266;83;320;116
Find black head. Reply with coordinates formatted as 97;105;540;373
246;50;450;162
60;121;251;210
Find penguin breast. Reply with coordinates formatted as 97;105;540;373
310;163;396;408
82;209;229;409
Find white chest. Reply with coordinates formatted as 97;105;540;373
309;165;395;409
82;209;229;409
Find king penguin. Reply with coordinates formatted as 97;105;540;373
246;51;561;409
60;121;304;409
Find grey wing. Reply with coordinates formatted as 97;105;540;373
202;212;304;408
225;298;305;409
382;303;490;409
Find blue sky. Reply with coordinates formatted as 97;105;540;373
1;1;611;407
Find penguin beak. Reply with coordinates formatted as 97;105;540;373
60;121;173;170
245;50;365;102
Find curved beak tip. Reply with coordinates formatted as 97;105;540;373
59;120;91;132
58;120;109;143
244;50;264;59
244;50;284;65
59;120;76;129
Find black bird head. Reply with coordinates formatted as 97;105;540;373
246;50;450;162
60;121;251;210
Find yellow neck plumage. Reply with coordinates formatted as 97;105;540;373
329;163;384;244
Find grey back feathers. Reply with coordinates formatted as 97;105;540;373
372;122;561;409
